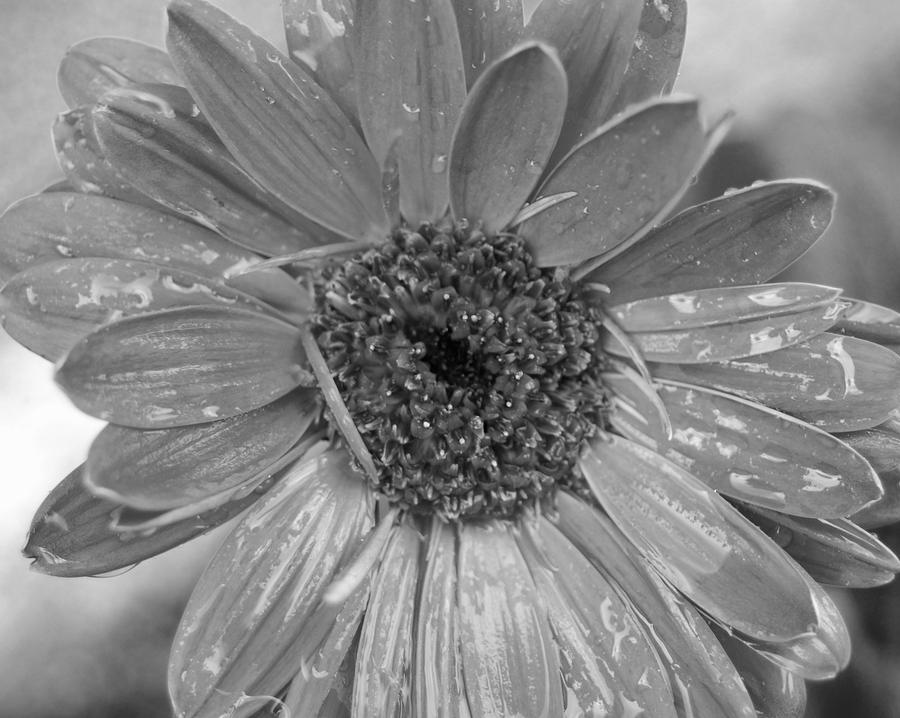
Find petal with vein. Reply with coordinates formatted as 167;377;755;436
55;305;309;428
166;0;386;240
458;521;563;718
357;0;467;225
449;42;566;234
581;435;819;643
452;0;523;87
837;421;900;472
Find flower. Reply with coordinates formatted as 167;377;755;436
5;0;900;716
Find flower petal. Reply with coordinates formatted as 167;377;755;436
23;463;265;577
458;521;563;718
528;516;676;718
351;523;421;717
58;37;180;108
169;450;372;718
0;192;304;312
357;0;466;225
747;507;900;588
835;298;900;345
610;0;687;113
452;0;523;86
1;257;274;360
649;333;900;431
521;97;709;267
587;181;835;303
282;0;359;123
852;467;900;528
84;390;316;510
166;0;386;240
555;493;757;718
525;0;643;159
449;42;566;234
55;305;310;428
581;435;819;643
611;380;882;518
838;421;900;472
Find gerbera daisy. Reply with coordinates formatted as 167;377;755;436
6;0;900;716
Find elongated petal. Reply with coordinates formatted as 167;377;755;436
56;305;309;428
835;298;900;344
282;0;359;123
555;493;757;718
588;181;835;303
23;464;267;577
2;258;273;360
58;37;180;108
525;0;643;158
650;333;900;431
85;390;315;510
0;192;304;312
166;0;386;240
605;299;847;364
581;435;818;643
852;467;900;528
747;508;900;588
357;0;466;224
521;98;708;267
838;421;900;472
611;0;687;114
611;381;882;518
449;42;566;233
458;521;563;718
452;0;523;86
528;517;676;718
170;451;372;718
352;524;421;717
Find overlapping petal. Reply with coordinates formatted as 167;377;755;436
452;0;523;87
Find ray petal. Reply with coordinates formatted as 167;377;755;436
852;467;900;528
835;298;900;345
451;0;524;86
837;421;900;472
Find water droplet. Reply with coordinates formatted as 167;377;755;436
525;159;543;175
431;154;447;173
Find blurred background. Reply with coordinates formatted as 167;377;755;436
2;1;900;716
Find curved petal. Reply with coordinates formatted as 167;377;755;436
458;521;563;718
449;42;566;234
520;97;709;267
169;450;373;718
452;0;523;86
84;390;316;510
586;180;836;302
55;305;310;428
580;435;819;644
58;37;180;108
610;380;882;518
838;421;900;472
852;467;900;528
357;0;467;225
166;0;387;240
835;298;900;345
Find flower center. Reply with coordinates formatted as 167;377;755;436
311;222;609;519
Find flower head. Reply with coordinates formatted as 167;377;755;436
6;0;900;716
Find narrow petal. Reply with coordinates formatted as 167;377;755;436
610;0;687;113
650;333;900;431
0;192;305;312
55;305;310;429
351;524;421;717
458;521;563;718
452;0;523;86
92;83;338;255
166;0;387;240
525;0;643;158
449;42;566;234
521;98;709;267
169;451;372;718
581;435;819;643
835;298;900;345
58;37;180;108
527;517;676;718
747;508;900;588
84;390;316;510
282;0;359;123
605;298;848;364
2;258;274;360
357;0;467;224
555;493;757;718
610;381;882;518
587;181;835;303
23;464;267;577
413;519;468;718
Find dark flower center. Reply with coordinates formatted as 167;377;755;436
311;222;609;519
